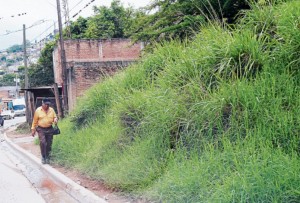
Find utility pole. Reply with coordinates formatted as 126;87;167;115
56;0;68;117
14;74;19;98
62;0;71;38
23;24;28;89
23;24;30;123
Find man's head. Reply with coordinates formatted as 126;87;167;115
42;97;51;109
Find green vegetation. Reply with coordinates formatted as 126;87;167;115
15;122;31;134
6;40;30;53
66;16;88;39
52;1;300;202
0;56;6;61
65;0;140;39
28;41;56;87
84;0;136;38
7;44;23;53
5;59;15;67
130;0;252;42
0;73;17;86
64;0;255;43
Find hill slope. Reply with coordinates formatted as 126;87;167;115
52;1;300;202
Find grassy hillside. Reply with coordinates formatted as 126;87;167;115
52;1;300;202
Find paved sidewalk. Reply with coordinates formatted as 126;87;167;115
0;138;45;203
2;132;107;203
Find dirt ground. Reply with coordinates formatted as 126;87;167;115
5;127;148;203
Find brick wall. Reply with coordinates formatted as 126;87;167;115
53;39;142;83
53;39;143;111
68;61;133;110
0;91;9;99
53;48;63;85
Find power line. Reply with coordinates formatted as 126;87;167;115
30;23;55;44
0;12;27;21
0;20;56;53
1;0;96;36
29;0;96;43
70;0;86;13
0;0;97;51
62;0;71;38
0;19;52;37
71;0;95;19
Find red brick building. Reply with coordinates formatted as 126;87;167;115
53;39;143;111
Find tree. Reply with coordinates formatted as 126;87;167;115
84;0;135;38
7;44;22;53
28;41;56;87
130;0;253;42
0;73;16;86
6;59;15;67
7;41;31;53
28;64;52;87
64;16;88;39
17;66;25;88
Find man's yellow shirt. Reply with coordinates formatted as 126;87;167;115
31;107;57;129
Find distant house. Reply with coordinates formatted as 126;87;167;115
8;65;19;73
0;51;8;56
0;86;17;98
53;38;143;111
6;54;14;60
0;86;19;110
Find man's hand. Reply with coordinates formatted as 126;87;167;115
54;118;58;124
31;129;36;137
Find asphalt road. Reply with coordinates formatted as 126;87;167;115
3;115;27;129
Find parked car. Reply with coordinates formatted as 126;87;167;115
13;105;26;117
1;110;15;120
12;98;26;117
0;115;4;126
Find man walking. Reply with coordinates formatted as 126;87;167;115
31;97;58;164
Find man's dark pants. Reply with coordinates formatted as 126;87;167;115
36;126;54;160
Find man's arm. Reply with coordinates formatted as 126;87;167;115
31;129;36;137
31;110;39;137
52;108;58;124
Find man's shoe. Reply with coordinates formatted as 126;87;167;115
46;158;50;164
41;158;46;164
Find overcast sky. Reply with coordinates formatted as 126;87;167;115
0;0;151;50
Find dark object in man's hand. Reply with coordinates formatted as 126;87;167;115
53;125;60;135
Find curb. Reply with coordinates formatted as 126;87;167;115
4;133;107;203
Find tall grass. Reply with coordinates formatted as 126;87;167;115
52;0;300;202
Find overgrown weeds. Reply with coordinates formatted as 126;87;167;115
52;1;300;202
